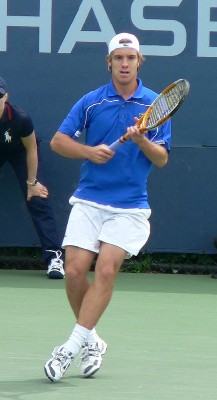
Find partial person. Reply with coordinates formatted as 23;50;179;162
44;32;171;380
211;237;217;279
0;77;64;279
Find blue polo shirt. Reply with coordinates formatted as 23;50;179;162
58;79;171;209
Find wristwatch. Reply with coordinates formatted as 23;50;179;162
26;178;38;186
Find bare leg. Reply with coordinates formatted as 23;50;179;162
77;242;126;329
44;243;127;381
65;246;96;318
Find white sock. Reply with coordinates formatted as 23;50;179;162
63;323;90;355
87;327;99;344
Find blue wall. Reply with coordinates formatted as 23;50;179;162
0;0;217;253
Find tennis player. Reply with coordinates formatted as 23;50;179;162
0;77;64;279
44;32;171;381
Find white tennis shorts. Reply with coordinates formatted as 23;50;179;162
62;202;151;258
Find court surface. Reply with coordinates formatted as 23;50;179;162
0;269;217;400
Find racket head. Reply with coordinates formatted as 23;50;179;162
137;79;190;132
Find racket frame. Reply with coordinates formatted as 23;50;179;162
109;79;190;151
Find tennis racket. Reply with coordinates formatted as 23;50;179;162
109;78;190;151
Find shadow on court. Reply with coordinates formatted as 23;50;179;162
0;378;74;400
0;269;217;400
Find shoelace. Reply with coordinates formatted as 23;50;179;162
74;345;89;368
47;249;62;261
88;343;101;357
54;348;73;366
74;343;101;369
47;250;63;270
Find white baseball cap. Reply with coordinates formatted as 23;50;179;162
108;33;140;55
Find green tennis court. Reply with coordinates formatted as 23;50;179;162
0;269;217;400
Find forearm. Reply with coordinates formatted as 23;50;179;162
50;131;92;159
50;131;114;164
137;136;168;168
25;146;49;200
26;146;38;181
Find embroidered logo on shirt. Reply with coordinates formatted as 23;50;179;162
4;129;12;143
74;130;81;138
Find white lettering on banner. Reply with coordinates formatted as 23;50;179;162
58;0;115;53
131;0;186;56
0;0;52;52
197;0;217;57
0;0;216;57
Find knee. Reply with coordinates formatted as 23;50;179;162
65;262;85;282
97;263;118;285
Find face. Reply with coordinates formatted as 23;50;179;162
108;48;139;87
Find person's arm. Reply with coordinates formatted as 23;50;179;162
126;123;168;168
50;131;114;164
133;133;168;167
21;131;49;200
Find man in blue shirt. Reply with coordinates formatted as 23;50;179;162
44;32;171;381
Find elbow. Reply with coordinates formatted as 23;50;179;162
50;137;57;152
159;159;168;168
156;153;169;168
158;161;167;168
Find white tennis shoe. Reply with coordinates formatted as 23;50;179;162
80;338;107;377
44;345;74;382
47;250;65;279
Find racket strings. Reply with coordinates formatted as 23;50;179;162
149;97;169;124
147;82;187;128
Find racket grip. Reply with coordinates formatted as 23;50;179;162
109;140;122;151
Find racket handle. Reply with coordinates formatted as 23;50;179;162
109;140;122;151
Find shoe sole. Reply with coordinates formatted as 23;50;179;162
44;362;70;382
47;272;65;279
44;363;62;382
84;366;100;378
44;365;55;382
83;355;103;378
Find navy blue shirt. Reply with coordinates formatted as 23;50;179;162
58;79;171;209
0;102;34;154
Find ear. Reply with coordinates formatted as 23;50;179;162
107;62;112;71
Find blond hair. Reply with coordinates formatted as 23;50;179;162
106;51;145;71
